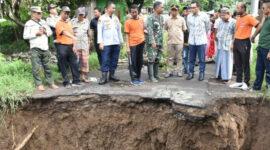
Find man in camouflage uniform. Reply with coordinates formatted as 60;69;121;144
146;1;164;82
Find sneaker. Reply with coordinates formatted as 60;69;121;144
131;81;141;86
240;83;249;91
165;73;173;78
64;84;72;88
229;82;243;89
177;72;183;77
249;88;260;92
138;78;145;83
72;82;83;87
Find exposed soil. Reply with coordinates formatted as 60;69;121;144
0;95;269;150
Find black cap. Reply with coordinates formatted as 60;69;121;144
48;4;57;11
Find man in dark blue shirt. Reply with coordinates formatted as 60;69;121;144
90;7;102;65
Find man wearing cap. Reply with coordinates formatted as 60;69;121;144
46;4;59;42
46;4;60;70
55;6;81;87
146;1;164;83
215;7;236;83
98;1;124;85
164;5;187;78
23;6;58;91
186;1;210;81
71;7;91;83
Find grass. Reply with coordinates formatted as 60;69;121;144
89;52;100;71
0;53;62;114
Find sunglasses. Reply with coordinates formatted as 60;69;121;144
34;12;42;15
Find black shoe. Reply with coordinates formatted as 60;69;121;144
184;70;188;74
99;72;108;85
109;70;120;82
186;74;194;80
198;75;204;81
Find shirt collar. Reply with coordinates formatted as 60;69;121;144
192;11;201;16
171;15;179;19
105;13;115;19
75;18;86;23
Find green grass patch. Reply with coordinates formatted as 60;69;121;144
0;53;62;114
89;52;100;71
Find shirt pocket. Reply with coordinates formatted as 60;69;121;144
104;23;111;30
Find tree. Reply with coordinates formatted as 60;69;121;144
0;0;87;27
125;0;154;12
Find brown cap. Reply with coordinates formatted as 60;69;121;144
171;5;179;10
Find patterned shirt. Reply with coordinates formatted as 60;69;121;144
187;12;210;45
71;18;90;50
97;14;124;46
146;13;164;46
216;18;236;51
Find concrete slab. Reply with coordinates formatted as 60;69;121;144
32;63;257;108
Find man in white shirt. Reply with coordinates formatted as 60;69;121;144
98;1;124;85
23;6;58;91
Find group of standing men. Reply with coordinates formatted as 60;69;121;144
23;0;270;93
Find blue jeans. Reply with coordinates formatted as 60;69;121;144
101;45;120;72
183;45;189;72
189;44;206;76
253;46;270;90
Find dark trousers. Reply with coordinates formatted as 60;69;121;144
101;45;120;72
94;40;102;65
189;44;206;76
183;45;189;72
129;42;145;81
253;46;270;90
57;44;80;85
233;38;251;86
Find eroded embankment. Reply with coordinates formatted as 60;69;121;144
0;95;269;150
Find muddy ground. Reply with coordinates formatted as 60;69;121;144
0;95;270;150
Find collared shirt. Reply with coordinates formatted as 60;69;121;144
90;17;99;42
165;15;187;44
187;12;210;45
71;18;90;50
55;20;74;45
216;18;236;51
23;19;52;50
46;14;60;28
146;13;164;46
46;14;60;41
97;14;124;46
